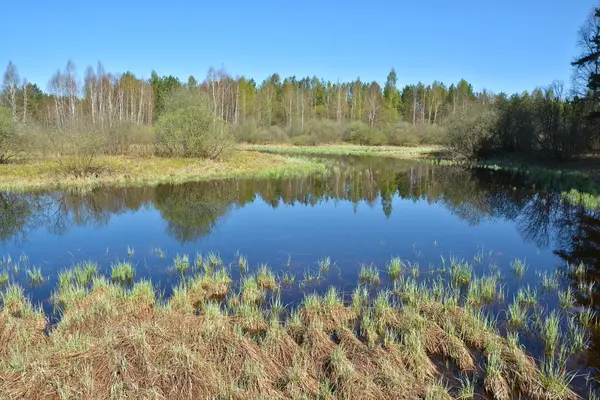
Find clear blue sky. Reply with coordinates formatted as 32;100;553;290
1;0;597;94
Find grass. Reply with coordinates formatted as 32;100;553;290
0;272;9;287
317;256;332;273
26;267;43;284
281;272;295;285
506;300;528;328
386;256;403;280
238;254;248;273
239;143;441;159
516;285;538;307
0;259;582;400
73;261;98;287
540;271;559;290
256;264;277;290
174;253;190;274
358;263;380;285
111;261;134;284
511;258;527;277
558;287;575;310
449;256;472;285
0;151;327;191
541;311;561;354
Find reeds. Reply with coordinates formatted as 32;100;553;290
317;256;332;273
174;253;190;274
386;257;403;280
541;311;561;354
111;261;134;284
506;299;528;328
449;257;472;285
359;263;380;285
26;266;43;284
256;264;277;290
558;287;575;310
511;258;527;277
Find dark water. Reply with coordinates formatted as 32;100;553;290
1;156;600;389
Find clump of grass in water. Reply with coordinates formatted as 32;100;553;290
510;258;527;277
538;271;559;290
409;262;419;278
317;256;332;273
301;269;320;286
0;271;9;287
467;274;502;306
126;245;135;258
541;311;561;354
558;287;575;310
238;254;248;273
111;261;134;284
516;285;538;307
506;299;528;329
539;358;576;400
457;375;475;399
281;273;295;285
256;264;277;290
153;247;166;259
26;267;43;284
205;251;223;269
174;254;190;274
577;307;596;328
359;263;380;285
386;256;403;281
568;262;586;279
194;253;203;270
567;316;589;354
73;261;98;287
449;256;472;285
577;280;595;296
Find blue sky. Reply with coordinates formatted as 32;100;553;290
0;0;597;94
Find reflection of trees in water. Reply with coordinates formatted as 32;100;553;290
1;157;599;257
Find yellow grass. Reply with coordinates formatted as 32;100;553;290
0;151;326;192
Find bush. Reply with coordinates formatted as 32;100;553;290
344;121;388;145
444;105;498;161
155;102;233;159
231;121;288;144
0;106;17;163
53;128;109;177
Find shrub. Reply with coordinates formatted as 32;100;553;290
53;127;109;177
0;106;17;163
444;104;498;161
155;96;233;159
344;121;388;145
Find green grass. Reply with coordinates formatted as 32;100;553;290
238;254;248;273
516;285;538;307
26;267;43;284
0;272;9;287
510;258;527;277
386;256;403;280
174;254;190;274
256;264;277;290
567;317;589;354
317;256;332;273
539;358;576;400
539;271;559;290
541;311;561;354
506;300;528;328
562;189;600;210
467;274;501;306
111;261;135;284
153;247;166;259
359;263;380;285
281;272;295;285
449;256;472;285
558;287;575;310
126;245;135;258
73;261;98;287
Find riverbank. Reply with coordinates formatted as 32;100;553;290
0;151;326;192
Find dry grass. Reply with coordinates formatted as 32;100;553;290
239;143;442;159
0;151;325;191
0;272;576;400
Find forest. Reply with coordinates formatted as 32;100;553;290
1;7;599;169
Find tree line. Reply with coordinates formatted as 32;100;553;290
1;5;599;166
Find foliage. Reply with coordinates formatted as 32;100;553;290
0;106;17;163
155;89;233;159
444;104;498;161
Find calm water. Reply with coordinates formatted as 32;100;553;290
1;155;600;388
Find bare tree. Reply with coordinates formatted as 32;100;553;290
2;61;20;121
22;80;28;123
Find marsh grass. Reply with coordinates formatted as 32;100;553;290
153;246;166;259
558;287;575;310
0;252;585;399
256;264;277;290
577;307;596;328
449;257;472;285
0;271;9;287
511;258;527;277
517;285;538;307
111;261;134;284
301;269;321;286
539;271;559;290
281;273;295;285
174;253;190;274
317;256;332;273
359;263;380;285
386;256;403;280
26;266;43;284
568;262;586;279
126;245;135;258
238;254;248;273
205;251;223;269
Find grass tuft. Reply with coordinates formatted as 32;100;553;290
111;261;135;284
359;263;380;285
